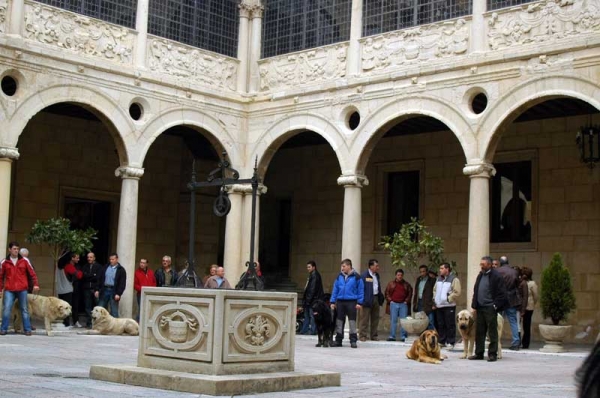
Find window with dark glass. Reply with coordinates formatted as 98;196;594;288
148;0;239;57
35;0;137;27
386;170;420;236
363;0;472;37
262;0;352;58
488;0;536;11
490;161;532;243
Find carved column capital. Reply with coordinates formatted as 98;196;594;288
115;166;145;179
250;4;264;19
224;183;267;195
337;174;369;188
0;147;20;160
238;2;252;19
463;161;496;178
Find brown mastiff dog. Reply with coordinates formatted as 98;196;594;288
457;309;504;359
406;330;447;364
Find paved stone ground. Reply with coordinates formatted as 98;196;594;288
0;330;589;398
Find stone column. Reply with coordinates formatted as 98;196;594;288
463;161;495;306
470;0;487;53
236;1;252;92
134;0;150;68
223;185;245;284
240;184;267;275
114;166;144;319
8;0;24;36
248;1;264;93
346;0;364;76
0;147;19;256
337;175;368;273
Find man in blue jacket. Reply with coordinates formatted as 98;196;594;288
330;258;364;348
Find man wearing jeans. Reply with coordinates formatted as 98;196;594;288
385;269;413;342
0;241;39;336
95;253;126;318
495;256;521;350
433;262;461;349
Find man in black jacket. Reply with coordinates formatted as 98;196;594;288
300;260;323;335
413;264;436;330
95;253;126;318
82;252;103;328
155;255;178;287
359;259;384;341
470;256;508;362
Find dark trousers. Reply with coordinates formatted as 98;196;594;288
522;310;534;349
58;292;73;326
335;300;357;342
72;286;81;325
435;306;456;345
475;306;499;357
83;289;97;327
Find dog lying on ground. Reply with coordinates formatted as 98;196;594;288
312;299;336;347
88;306;139;336
406;330;447;364
457;309;504;359
12;294;71;336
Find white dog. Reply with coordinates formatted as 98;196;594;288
88;306;139;336
12;294;71;336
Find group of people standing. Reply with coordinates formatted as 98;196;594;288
301;254;538;353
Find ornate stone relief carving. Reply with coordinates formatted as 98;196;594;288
258;43;348;92
160;310;198;343
360;18;470;75
487;0;600;50
0;0;7;34
245;315;271;346
228;307;285;356
23;1;134;64
147;36;238;92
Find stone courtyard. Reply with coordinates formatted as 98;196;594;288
0;331;587;398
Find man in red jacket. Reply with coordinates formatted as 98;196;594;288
0;241;39;335
134;258;155;322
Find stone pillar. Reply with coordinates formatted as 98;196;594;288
470;0;487;53
237;1;252;92
346;0;364;76
223;185;245;283
8;0;24;36
463;162;495;306
337;175;368;273
0;147;19;256
240;184;267;275
114;166;144;319
248;1;264;93
134;0;150;68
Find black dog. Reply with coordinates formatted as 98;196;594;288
311;299;336;347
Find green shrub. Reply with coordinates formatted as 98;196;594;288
540;253;576;325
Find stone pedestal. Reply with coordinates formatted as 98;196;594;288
539;324;572;353
400;314;429;344
90;288;340;395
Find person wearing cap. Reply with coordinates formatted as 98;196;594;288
413;264;436;330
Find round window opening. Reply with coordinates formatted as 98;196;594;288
129;103;143;121
1;76;18;97
348;111;360;130
471;93;488;114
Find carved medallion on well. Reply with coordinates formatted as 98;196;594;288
245;315;271;346
160;310;198;343
150;303;208;352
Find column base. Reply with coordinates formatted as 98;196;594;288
90;365;340;396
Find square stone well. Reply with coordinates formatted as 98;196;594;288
90;287;340;395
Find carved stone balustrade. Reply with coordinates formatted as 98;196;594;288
258;42;348;92
146;35;239;93
23;0;135;65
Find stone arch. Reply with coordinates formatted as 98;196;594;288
5;84;131;164
134;107;241;168
479;75;600;161
248;112;349;178
350;95;477;174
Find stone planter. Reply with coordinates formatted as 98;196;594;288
538;324;572;353
400;314;429;343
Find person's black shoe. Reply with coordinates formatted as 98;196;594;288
468;355;484;360
487;355;497;362
509;345;520;351
331;341;342;347
350;342;357;348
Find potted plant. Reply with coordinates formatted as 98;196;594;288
26;217;97;295
538;252;576;353
379;218;448;337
